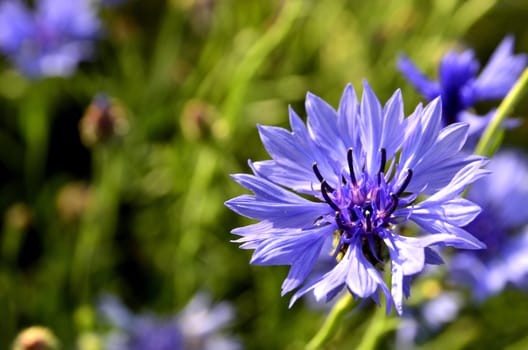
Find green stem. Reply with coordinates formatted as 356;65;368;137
475;67;528;157
305;292;355;350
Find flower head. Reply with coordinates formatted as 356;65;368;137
398;36;527;130
226;82;487;314
99;293;240;350
0;0;101;79
450;150;528;300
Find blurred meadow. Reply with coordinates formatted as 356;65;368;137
2;0;528;349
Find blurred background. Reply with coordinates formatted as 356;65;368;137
1;0;528;349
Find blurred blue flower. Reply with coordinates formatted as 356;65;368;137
398;36;527;134
99;293;241;350
0;0;101;79
396;290;463;349
225;82;487;314
450;150;528;301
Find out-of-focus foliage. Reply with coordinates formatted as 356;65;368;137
0;0;528;349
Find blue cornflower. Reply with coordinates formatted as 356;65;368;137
0;0;101;79
398;36;527;130
396;290;463;348
99;293;241;350
225;82;487;314
450;150;528;301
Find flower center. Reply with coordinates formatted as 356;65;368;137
313;148;413;263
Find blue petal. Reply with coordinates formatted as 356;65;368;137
289;239;392;313
411;197;482;227
473;36;528;101
233;222;334;296
385;232;482;314
305;92;347;157
225;174;331;228
424;247;444;265
337;84;360;150
345;241;384;298
359;81;384;176
231;221;277;250
256;111;341;191
384;236;425;276
406;154;484;195
251;159;317;194
380;89;406;160
278;227;336;294
288;105;341;178
407;218;486;250
398;98;443;183
397;54;440;99
424;160;489;202
390;258;404;315
497;230;528;288
256;124;320;182
449;252;490;300
0;1;33;53
398;121;471;193
249;225;331;267
467;150;528;228
439;50;478;93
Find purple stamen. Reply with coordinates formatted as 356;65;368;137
321;180;339;211
312;162;324;182
347;148;357;186
335;211;347;229
396;169;413;196
365;210;372;232
378;148;386;185
312;162;335;192
367;235;382;263
386;193;399;216
378;148;387;174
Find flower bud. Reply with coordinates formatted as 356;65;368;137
79;94;128;147
180;99;217;141
56;182;93;222
12;326;59;350
4;203;32;231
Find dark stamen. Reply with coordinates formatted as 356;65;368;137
377;148;386;185
348;208;359;222
365;210;372;232
395;169;413;196
347;148;357;186
312;162;324;183
335;212;346;229
386;193;399;216
313;162;335;192
367;235;382;263
378;148;387;174
321;180;339;211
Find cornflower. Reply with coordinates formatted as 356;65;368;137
450;151;528;300
99;293;240;350
398;36;527;137
0;0;100;78
226;82;487;314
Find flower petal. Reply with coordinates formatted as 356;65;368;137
473;36;527;100
397;54;440;99
225;174;331;228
